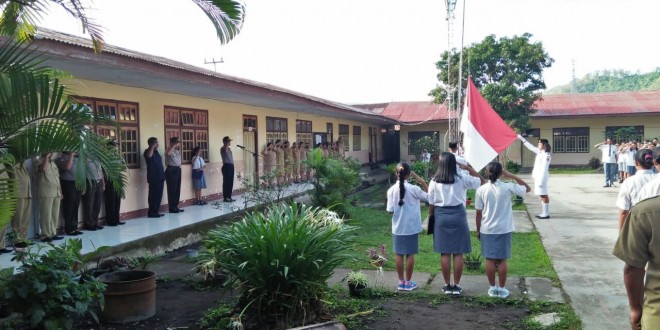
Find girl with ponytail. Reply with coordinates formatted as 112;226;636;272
386;162;429;291
616;147;657;231
475;162;530;298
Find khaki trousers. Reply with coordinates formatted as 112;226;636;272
39;197;60;237
11;197;31;238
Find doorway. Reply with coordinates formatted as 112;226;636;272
242;115;258;184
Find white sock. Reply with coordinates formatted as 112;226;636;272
490;285;497;290
542;202;549;216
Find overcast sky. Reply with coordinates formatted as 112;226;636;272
40;0;659;104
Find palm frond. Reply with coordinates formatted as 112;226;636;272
192;0;245;45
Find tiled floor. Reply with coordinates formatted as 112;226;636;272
0;182;314;269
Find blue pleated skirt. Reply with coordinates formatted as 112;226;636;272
433;204;471;254
392;233;419;255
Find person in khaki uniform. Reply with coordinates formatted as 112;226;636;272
613;195;660;330
11;160;32;243
274;140;285;185
37;153;63;242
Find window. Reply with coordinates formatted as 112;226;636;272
408;131;439;156
338;124;349;151
296;120;312;147
605;126;644;144
266;117;288;143
164;106;209;162
353;126;361;151
553;127;589;153
74;97;141;168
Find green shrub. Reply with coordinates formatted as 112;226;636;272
588;157;601;169
201;203;355;327
505;159;521;173
305;149;361;216
2;239;106;329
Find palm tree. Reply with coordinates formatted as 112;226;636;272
0;0;246;52
0;0;246;228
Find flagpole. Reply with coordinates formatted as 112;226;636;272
456;0;467;145
445;0;458;144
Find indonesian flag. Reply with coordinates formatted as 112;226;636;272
459;78;517;171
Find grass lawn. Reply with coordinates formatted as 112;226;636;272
549;167;598;174
343;188;554;279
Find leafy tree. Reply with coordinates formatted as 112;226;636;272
430;33;553;132
547;68;660;94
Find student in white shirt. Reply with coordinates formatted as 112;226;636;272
475;162;530;298
428;152;485;295
616;148;656;231
595;138;618;187
634;147;660;204
518;135;552;219
386;162;429;291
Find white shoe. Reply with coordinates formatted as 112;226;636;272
488;287;499;297
498;287;510;298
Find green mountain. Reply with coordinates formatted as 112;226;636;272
546;68;660;94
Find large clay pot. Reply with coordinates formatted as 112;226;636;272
97;270;157;324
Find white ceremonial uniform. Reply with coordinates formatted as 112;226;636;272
636;175;660;204
616;169;656;210
521;139;551;195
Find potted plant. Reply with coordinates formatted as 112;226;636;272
465;252;483;271
367;244;388;268
346;271;368;297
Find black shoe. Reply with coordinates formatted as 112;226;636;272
66;231;79;236
603;185;610;188
84;227;97;231
169;209;180;213
224;198;236;202
0;248;12;254
74;230;83;235
118;221;126;225
148;214;161;218
96;226;104;230
51;235;64;241
177;208;184;212
535;215;550;219
41;237;52;243
106;223;118;226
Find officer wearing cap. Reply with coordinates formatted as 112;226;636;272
144;137;165;218
165;136;184;213
220;136;236;202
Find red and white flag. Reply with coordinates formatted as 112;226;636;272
459;78;517;171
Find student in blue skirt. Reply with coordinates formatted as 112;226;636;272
428;152;485;295
386;162;429;291
475;162;530;298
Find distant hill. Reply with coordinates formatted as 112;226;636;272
546;69;660;94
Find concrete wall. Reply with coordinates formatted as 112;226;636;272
67;78;383;219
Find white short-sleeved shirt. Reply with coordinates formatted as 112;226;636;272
616;169;656;210
475;180;527;234
636;174;660;204
598;144;617;164
627;149;636;165
428;175;481;207
386;181;429;235
192;157;206;170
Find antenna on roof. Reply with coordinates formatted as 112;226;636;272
204;57;224;72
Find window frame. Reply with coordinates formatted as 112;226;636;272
352;125;361;151
338;124;349;151
296;119;312;147
164;106;209;163
266;116;288;143
605;125;644;145
552;127;590;153
407;131;439;156
73;97;141;168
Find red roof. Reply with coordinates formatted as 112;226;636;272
354;102;449;123
357;91;660;123
534;91;660;117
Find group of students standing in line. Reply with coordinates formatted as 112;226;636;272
0;141;125;253
260;137;345;186
385;136;556;297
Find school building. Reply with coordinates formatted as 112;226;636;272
13;28;660;224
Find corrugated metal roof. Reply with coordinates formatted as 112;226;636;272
358;91;660;123
534;91;660;117
32;28;383;119
355;101;449;123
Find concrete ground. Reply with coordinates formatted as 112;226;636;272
520;173;628;330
